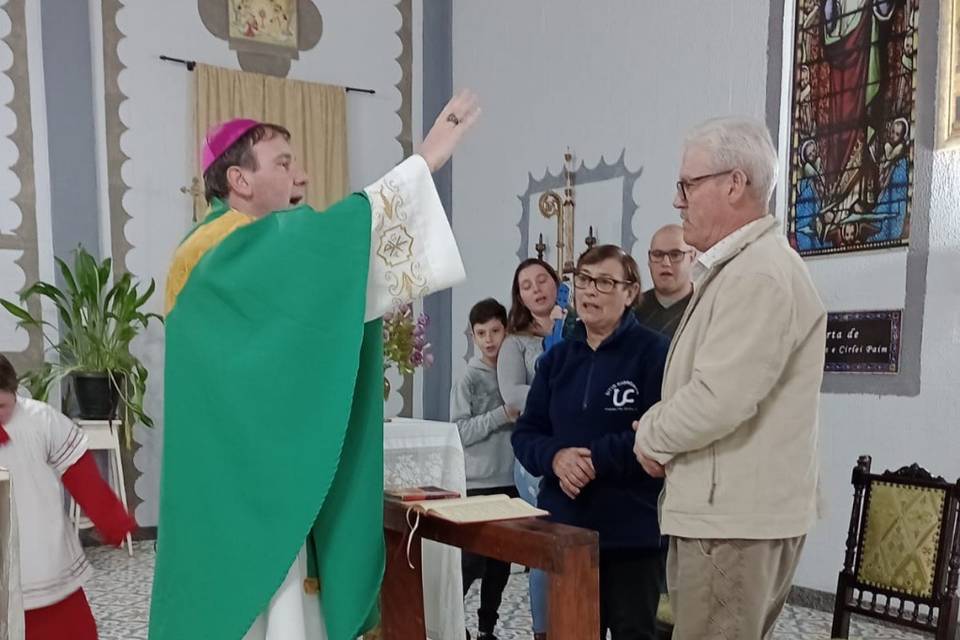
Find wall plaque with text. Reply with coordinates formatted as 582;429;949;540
825;310;902;374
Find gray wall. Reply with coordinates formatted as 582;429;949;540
41;0;101;264
421;0;454;421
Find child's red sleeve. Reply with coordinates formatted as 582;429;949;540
61;451;137;546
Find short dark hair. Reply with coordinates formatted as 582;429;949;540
576;244;643;311
507;258;561;333
203;123;291;203
469;298;507;329
0;354;17;394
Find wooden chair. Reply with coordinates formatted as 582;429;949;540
832;455;960;639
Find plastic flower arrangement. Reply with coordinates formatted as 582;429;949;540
382;303;433;376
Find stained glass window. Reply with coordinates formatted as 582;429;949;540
787;0;918;256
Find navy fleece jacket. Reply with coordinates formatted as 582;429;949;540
512;311;668;549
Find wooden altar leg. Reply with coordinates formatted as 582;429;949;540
548;545;600;640
382;527;427;640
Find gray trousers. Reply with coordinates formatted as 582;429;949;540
667;536;805;640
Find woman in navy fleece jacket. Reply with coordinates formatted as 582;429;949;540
512;244;668;640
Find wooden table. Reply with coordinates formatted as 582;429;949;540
0;467;24;638
383;418;466;639
381;499;599;640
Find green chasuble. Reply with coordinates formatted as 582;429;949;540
150;195;384;640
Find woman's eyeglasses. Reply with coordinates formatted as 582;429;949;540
573;272;634;294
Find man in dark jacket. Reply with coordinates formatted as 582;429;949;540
635;224;695;339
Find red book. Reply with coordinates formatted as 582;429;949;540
384;485;461;502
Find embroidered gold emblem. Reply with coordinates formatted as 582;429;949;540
376;224;415;267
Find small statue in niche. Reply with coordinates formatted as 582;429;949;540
230;0;297;49
198;0;323;77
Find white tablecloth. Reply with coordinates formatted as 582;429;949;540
0;468;24;640
383;418;465;640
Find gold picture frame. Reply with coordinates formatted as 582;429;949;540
937;0;960;148
228;0;298;52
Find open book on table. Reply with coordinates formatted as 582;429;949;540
384;485;461;501
405;493;548;524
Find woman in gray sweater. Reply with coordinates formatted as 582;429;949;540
498;259;562;413
496;257;561;640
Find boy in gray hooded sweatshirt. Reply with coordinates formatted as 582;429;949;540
450;298;519;640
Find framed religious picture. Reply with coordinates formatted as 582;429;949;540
937;0;960;148
787;0;918;257
228;0;299;53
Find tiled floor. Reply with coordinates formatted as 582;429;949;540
86;543;924;639
462;570;926;640
86;542;154;640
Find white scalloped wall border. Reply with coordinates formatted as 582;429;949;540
100;0;132;277
394;0;412;159
392;0;414;416
99;0;159;525
0;0;42;373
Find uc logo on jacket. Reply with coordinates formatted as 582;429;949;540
605;380;639;411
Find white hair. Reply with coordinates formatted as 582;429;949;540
683;116;779;205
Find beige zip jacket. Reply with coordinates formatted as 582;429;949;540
635;216;826;540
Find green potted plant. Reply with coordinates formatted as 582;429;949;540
0;247;162;446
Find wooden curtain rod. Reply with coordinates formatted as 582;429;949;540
159;55;376;95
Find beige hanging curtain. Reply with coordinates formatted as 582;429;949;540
193;63;348;220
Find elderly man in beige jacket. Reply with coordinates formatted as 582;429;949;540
633;116;826;640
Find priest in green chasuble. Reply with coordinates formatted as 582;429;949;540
149;92;480;640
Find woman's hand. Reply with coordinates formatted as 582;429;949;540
552;447;595;499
